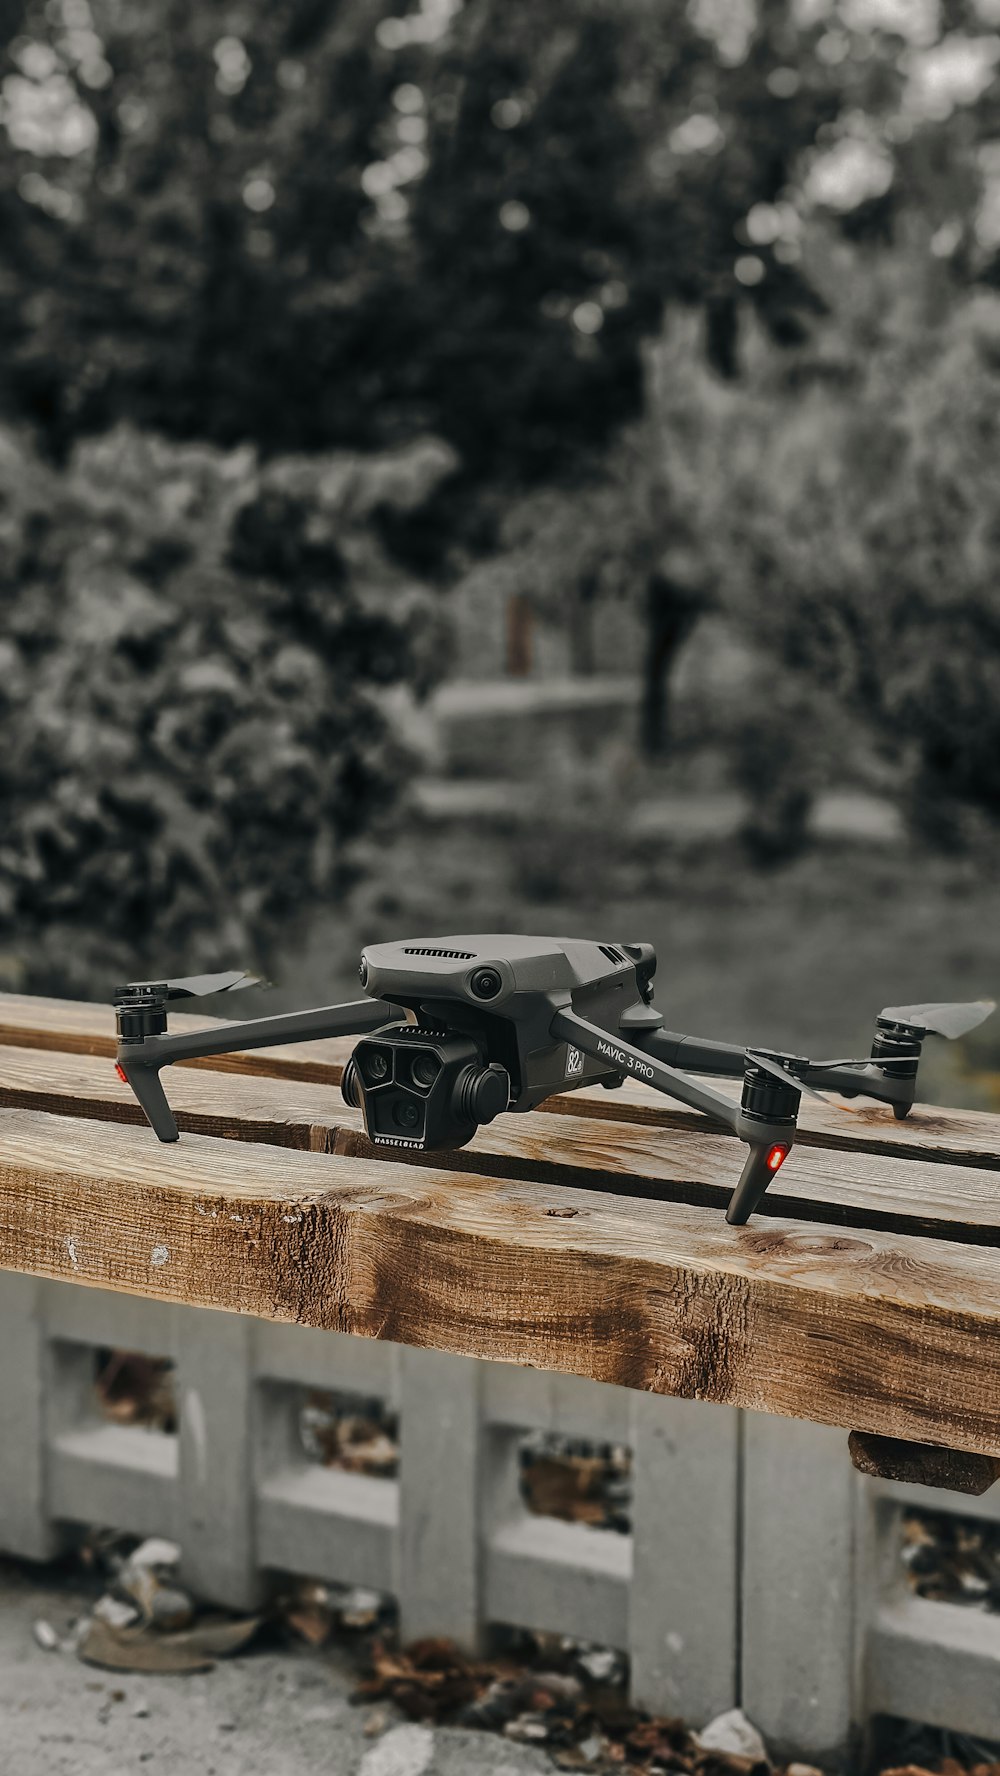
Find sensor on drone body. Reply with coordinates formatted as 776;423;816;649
113;938;994;1225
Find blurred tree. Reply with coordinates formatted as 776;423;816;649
0;424;452;992
0;0;853;499
647;277;1000;848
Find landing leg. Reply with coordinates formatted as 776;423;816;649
119;1063;179;1142
726;1145;777;1226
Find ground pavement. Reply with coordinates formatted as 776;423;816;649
0;1564;551;1776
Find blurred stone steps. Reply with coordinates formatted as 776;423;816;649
427;675;641;781
413;778;904;843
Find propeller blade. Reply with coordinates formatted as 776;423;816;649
119;970;266;1001
164;970;265;999
810;1056;913;1071
745;1050;861;1114
879;999;996;1040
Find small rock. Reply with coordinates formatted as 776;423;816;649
93;1595;141;1630
132;1698;151;1719
339;1585;383;1628
785;1765;824;1776
696;1708;769;1766
148;1585;195;1631
503;1713;551;1742
532;1670;582;1701
129;1537;180;1570
578;1734;605;1762
364;1709;389;1737
32;1619;60;1652
576;1648;621;1684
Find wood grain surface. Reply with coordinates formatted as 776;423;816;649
2;993;1000;1453
3;1107;1000;1453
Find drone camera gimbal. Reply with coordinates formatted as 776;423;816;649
113;939;993;1225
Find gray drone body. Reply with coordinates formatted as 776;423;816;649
113;934;994;1226
358;934;656;1111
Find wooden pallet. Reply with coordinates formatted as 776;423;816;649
1;992;999;1457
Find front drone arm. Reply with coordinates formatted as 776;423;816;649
552;1008;802;1226
117;996;398;1143
550;1007;743;1133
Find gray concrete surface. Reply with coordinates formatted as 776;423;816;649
0;1561;551;1776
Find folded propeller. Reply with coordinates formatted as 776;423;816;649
115;970;265;1002
744;998;996;1118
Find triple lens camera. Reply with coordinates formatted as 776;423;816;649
341;1026;510;1151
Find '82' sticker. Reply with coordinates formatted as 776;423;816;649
565;1045;584;1077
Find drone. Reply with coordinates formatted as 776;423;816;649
113;936;995;1225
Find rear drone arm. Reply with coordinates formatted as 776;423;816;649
639;1030;747;1078
117;996;398;1143
642;1030;918;1112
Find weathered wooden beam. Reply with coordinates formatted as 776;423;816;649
3;1108;1000;1455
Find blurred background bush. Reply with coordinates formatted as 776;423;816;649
1;0;999;1092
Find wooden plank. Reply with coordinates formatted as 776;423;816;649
2;1042;1000;1244
3;1110;1000;1455
2;991;998;1170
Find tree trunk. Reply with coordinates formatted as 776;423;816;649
641;572;700;756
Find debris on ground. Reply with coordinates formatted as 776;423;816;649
77;1611;262;1674
872;1714;1000;1775
45;1529;261;1674
18;1533;1000;1775
280;1579;391;1647
352;1633;775;1772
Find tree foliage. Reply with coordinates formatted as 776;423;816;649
648;277;1000;841
0;0;868;490
0;425;451;991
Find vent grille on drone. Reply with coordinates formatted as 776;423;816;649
402;946;478;960
599;945;625;965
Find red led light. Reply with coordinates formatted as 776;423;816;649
766;1143;788;1172
114;1062;129;1085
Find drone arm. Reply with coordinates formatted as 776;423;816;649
119;996;397;1070
637;1029;748;1078
117;996;400;1145
551;1008;742;1133
554;1008;804;1227
806;1061;916;1112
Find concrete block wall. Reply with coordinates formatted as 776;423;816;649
2;1276;999;1762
